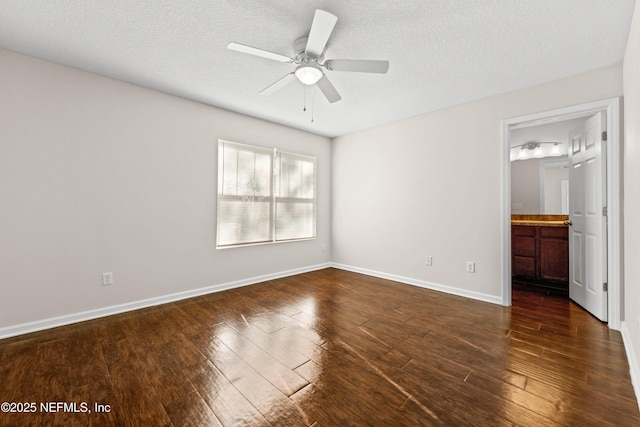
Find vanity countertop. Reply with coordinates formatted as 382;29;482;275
511;214;569;227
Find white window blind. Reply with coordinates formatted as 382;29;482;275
217;140;316;248
275;151;316;241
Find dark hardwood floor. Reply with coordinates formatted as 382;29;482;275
0;268;638;426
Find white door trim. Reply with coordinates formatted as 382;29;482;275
501;97;622;330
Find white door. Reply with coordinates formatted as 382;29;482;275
568;112;607;321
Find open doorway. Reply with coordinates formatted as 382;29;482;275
501;98;623;330
510;119;579;298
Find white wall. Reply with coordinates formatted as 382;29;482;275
332;65;622;300
0;49;331;331
623;0;640;400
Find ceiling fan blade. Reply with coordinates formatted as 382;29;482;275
305;10;338;57
228;42;293;63
260;73;297;95
316;74;341;103
324;59;389;74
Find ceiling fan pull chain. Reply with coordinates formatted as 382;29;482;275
311;88;315;123
303;86;307;112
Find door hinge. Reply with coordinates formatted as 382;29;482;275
603;206;608;217
602;131;608;141
603;282;608;292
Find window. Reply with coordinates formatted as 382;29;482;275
217;140;316;248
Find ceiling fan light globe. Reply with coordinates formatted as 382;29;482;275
295;65;322;85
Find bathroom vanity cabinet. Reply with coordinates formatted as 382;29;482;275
512;222;569;289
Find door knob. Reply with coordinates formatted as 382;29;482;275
565;220;573;226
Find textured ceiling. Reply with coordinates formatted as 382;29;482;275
0;1;636;137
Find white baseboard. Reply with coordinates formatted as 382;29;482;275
330;263;502;305
0;262;332;340
621;321;640;412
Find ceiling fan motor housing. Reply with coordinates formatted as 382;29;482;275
293;36;323;64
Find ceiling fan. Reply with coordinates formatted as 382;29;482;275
228;9;389;103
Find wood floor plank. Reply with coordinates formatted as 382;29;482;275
464;367;617;426
133;343;196;407
1;268;638;426
64;378;124;427
289;383;371;426
525;377;640;426
215;324;309;396
291;366;411;426
101;338;172;427
376;354;525;426
185;359;271;427
195;333;311;426
164;391;224;427
224;319;310;370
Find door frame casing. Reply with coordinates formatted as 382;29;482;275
501;97;622;330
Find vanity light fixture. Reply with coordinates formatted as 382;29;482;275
511;141;564;161
534;144;543;156
519;147;527;158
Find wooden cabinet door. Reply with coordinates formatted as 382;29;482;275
512;226;537;279
513;255;536;278
540;238;569;282
539;227;569;283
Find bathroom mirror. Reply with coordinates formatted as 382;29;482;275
511;156;569;214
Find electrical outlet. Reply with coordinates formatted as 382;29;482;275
102;272;113;286
466;262;475;273
425;256;433;266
